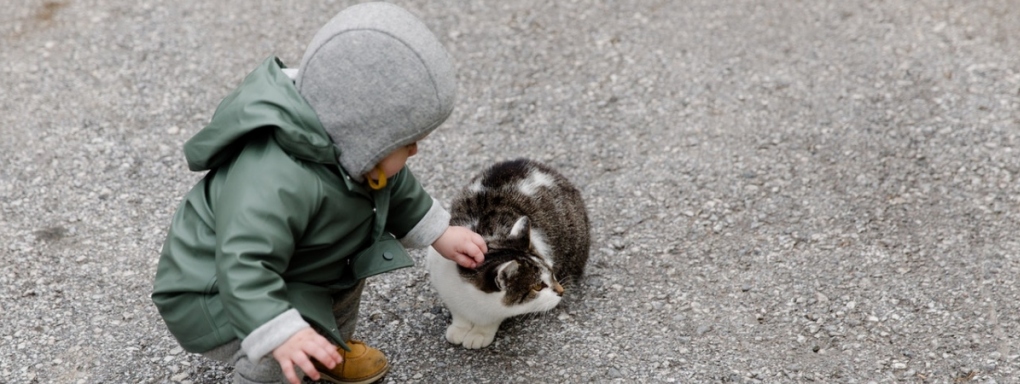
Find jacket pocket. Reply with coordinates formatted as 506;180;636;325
151;276;231;353
349;236;414;281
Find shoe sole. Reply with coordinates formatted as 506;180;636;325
315;365;389;384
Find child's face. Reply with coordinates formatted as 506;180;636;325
367;141;418;181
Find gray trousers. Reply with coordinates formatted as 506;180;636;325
201;280;366;384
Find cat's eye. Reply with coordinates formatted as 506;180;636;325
531;282;548;292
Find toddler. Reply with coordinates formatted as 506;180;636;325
151;3;486;383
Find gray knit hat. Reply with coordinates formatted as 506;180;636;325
295;2;456;182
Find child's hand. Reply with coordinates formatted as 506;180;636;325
433;226;487;268
271;327;342;384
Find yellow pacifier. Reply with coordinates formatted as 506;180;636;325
367;167;387;190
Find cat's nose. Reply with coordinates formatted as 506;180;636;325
553;282;564;296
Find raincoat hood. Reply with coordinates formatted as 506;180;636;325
184;57;336;172
295;2;457;182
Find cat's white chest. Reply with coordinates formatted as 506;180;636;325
426;249;510;325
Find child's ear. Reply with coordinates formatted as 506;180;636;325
495;261;519;291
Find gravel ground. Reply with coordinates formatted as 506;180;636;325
3;0;1019;383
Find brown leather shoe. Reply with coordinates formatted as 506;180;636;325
313;340;389;384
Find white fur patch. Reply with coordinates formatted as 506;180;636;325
468;179;484;193
528;228;554;268
540;269;555;287
517;170;555;196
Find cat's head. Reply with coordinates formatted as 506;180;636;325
461;216;565;313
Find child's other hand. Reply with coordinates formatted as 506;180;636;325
271;327;342;384
433;226;487;268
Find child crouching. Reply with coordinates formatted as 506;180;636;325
151;3;485;383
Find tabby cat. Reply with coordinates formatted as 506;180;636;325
427;158;590;348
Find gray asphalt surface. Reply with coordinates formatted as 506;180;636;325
3;0;1019;383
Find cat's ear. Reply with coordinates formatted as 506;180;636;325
508;216;531;245
495;261;519;291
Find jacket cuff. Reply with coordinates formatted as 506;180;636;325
399;198;450;249
241;309;310;363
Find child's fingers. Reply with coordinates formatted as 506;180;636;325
458;248;479;265
455;253;478;269
292;354;320;382
460;235;485;265
471;233;488;254
279;359;300;384
307;339;342;368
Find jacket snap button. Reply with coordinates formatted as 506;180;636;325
382;252;393;260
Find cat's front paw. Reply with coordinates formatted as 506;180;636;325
461;325;498;349
445;323;473;345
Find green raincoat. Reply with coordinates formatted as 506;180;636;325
151;58;437;354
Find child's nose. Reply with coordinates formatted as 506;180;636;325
408;142;418;156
